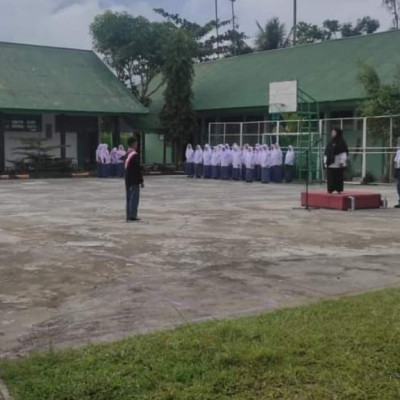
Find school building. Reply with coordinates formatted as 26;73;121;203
0;41;148;172
140;30;400;180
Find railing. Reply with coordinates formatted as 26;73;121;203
209;116;400;182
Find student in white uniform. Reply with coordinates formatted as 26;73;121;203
116;145;126;177
245;147;255;183
394;149;400;208
211;146;220;179
324;128;348;194
185;144;195;178
194;145;203;178
254;146;262;182
203;144;212;179
274;143;283;183
232;145;242;180
110;147;118;177
261;145;271;184
221;146;230;180
285;145;296;183
241;144;248;181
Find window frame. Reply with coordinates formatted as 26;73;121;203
4;114;43;132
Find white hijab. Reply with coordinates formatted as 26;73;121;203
194;145;203;164
285;145;295;166
186;144;194;162
395;149;400;169
203;144;212;165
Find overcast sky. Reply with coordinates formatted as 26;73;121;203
0;0;393;49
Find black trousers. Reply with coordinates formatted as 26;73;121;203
327;168;344;193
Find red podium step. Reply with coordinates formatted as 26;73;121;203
301;191;383;211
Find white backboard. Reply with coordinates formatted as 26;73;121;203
269;80;298;114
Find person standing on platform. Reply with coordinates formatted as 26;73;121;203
194;145;203;178
203;144;212;179
285;145;296;183
245;146;255;183
125;137;144;222
116;145;126;177
261;145;271;184
324;128;349;194
185;144;195;178
394;149;400;208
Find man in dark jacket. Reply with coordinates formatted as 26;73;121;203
125;137;144;222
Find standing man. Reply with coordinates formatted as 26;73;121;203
395;149;400;209
125;137;144;222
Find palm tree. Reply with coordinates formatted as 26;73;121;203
382;0;399;29
255;17;286;51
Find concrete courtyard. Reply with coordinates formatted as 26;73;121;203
0;177;399;357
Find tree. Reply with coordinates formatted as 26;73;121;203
382;0;399;29
296;22;325;44
154;7;251;59
322;19;341;39
11;137;71;173
358;62;400;180
160;29;198;167
90;11;173;106
341;17;380;37
255;17;287;51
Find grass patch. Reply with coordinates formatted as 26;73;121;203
1;289;400;399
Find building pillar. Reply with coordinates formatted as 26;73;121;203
60;115;66;159
0;113;4;172
112;116;121;147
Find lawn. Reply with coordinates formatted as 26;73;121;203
1;289;400;400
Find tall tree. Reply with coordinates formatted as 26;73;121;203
255;17;287;51
383;0;399;29
154;7;251;59
160;29;198;166
90;11;173;106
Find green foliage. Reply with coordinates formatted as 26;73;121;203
160;29;197;164
358;62;400;116
90;11;173;106
10;137;71;173
295;16;380;45
154;7;251;59
2;289;400;399
255;17;287;51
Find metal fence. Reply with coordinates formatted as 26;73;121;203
209;116;400;182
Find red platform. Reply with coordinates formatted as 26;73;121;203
301;191;383;211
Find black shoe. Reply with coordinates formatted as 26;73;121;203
395;204;400;209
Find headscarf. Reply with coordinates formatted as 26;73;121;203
325;128;349;167
110;147;118;164
194;145;203;164
285;145;295;166
186;144;194;163
211;147;219;166
116;145;126;163
245;146;254;169
203;144;212;166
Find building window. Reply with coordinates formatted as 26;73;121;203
4;114;42;132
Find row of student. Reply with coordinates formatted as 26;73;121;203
96;144;126;178
185;143;296;183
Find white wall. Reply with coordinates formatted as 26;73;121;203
4;113;77;168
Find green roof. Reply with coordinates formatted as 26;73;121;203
141;30;400;129
0;42;148;115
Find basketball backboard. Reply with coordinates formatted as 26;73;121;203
269;80;298;114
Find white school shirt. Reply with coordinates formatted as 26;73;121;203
203;148;212;166
325;152;348;169
245;152;254;169
232;150;242;168
194;149;203;164
186;147;195;163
